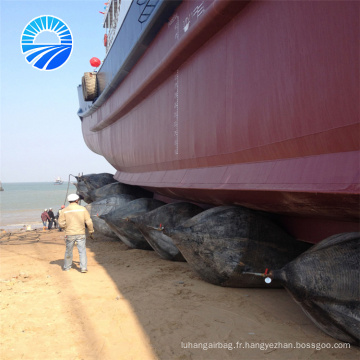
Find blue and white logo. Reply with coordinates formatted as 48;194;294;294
21;15;73;71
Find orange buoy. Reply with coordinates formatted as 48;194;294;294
104;33;108;47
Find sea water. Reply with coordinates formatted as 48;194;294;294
0;182;79;230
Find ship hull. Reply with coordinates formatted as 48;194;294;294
78;0;360;243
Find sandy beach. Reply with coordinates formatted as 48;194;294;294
0;229;358;360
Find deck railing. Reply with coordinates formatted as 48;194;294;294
103;0;121;54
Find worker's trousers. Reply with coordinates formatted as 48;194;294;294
63;234;87;271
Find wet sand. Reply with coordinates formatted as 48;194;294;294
0;229;358;360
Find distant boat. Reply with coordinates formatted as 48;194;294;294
0;181;3;191
54;177;63;185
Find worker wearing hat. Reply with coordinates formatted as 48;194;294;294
47;208;56;230
56;205;66;232
58;194;94;273
41;209;51;228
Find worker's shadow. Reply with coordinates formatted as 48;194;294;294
50;259;81;272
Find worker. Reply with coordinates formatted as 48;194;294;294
56;205;65;232
58;194;94;273
47;208;56;229
41;209;51;228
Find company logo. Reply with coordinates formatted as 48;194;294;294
21;15;73;71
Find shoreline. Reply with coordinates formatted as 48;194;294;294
0;182;77;232
0;222;44;232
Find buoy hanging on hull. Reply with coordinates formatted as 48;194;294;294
90;57;101;67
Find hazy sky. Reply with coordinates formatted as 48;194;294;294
0;0;121;182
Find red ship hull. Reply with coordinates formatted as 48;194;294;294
78;0;359;243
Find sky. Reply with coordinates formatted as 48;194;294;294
0;0;122;182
